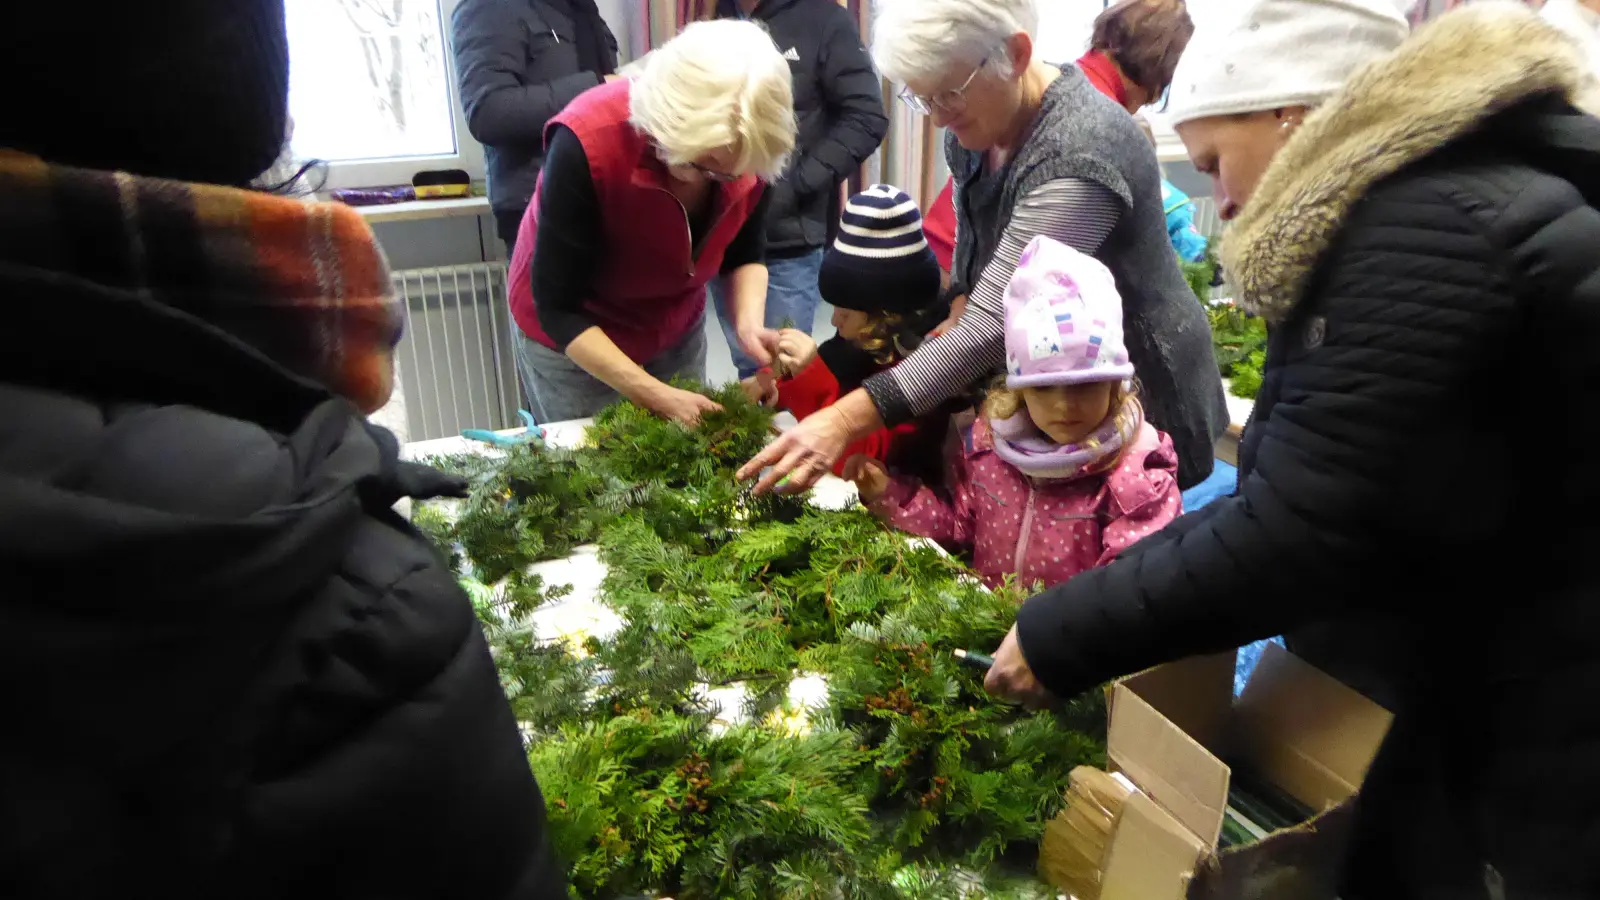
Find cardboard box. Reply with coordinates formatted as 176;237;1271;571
1096;643;1393;900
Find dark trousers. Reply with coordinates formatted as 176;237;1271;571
495;208;525;258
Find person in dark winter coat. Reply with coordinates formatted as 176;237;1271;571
452;0;620;255
0;5;565;898
983;2;1600;897
709;0;889;378
741;0;1226;495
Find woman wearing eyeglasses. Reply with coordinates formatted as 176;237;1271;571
922;0;1197;313
741;0;1226;493
507;19;797;425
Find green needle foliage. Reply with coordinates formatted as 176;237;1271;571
1207;302;1268;400
417;382;1108;899
1185;246;1267;401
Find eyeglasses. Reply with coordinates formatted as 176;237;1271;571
1153;83;1172;114
898;60;987;117
689;161;738;183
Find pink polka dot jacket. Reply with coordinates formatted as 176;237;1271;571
867;416;1182;592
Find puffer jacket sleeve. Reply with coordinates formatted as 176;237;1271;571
1013;174;1541;697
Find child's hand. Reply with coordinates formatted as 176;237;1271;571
775;328;818;377
843;455;889;503
740;370;779;407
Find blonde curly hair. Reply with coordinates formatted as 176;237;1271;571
984;378;1136;424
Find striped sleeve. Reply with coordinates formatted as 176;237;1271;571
863;178;1122;423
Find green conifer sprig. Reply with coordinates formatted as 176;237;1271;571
417;382;1109;898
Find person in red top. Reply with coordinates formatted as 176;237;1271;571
743;185;949;478
921;0;1194;332
508;19;797;426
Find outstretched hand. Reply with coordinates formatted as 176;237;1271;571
646;384;723;427
736;406;855;495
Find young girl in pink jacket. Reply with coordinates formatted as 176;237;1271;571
847;236;1183;592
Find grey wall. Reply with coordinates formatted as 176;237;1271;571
374;214;501;270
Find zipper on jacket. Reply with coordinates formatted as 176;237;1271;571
1013;482;1037;576
651;186;728;277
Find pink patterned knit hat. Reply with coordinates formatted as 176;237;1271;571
1003;236;1133;389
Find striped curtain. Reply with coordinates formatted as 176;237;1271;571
627;0;946;209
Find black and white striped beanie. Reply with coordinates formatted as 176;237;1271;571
818;184;942;315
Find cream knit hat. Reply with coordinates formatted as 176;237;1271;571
1166;0;1411;128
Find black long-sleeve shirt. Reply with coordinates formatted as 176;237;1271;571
530;125;770;348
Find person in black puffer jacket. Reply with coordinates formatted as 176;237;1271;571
453;0;620;256
0;5;564;899
982;2;1600;898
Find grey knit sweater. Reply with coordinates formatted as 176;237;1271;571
864;66;1226;488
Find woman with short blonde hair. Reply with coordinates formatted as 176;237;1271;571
507;18;798;424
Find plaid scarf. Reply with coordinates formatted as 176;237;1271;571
0;150;401;412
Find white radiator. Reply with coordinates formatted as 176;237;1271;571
390;263;521;442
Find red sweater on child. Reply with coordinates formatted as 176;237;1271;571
772;338;943;478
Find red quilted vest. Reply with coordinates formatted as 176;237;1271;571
508;79;766;363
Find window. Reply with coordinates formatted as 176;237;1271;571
284;0;484;189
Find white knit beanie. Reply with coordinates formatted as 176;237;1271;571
1166;0;1411;127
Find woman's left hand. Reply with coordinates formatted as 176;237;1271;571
737;327;781;368
984;626;1055;709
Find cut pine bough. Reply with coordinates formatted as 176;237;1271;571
408;382;1106;900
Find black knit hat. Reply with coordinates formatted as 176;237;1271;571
818;185;943;316
1;1;289;186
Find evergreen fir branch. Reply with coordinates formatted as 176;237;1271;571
432;383;1113;898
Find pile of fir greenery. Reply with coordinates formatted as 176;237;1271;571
1185;248;1268;401
418;382;1105;900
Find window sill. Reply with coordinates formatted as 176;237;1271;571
347;196;492;224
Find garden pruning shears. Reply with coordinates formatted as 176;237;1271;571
462;409;543;447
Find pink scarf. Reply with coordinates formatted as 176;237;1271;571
990;396;1144;480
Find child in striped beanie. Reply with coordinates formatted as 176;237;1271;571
742;184;950;478
850;236;1182;592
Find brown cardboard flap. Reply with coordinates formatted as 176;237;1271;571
1108;683;1229;847
1188;799;1359;900
1115;652;1237;755
1233;643;1394;811
1101;790;1207;900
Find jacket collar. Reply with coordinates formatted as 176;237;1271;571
1222;4;1600;324
1076;51;1128;109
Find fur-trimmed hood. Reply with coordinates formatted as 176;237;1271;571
1222;3;1600;323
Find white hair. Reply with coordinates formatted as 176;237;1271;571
629;19;797;182
872;0;1040;85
